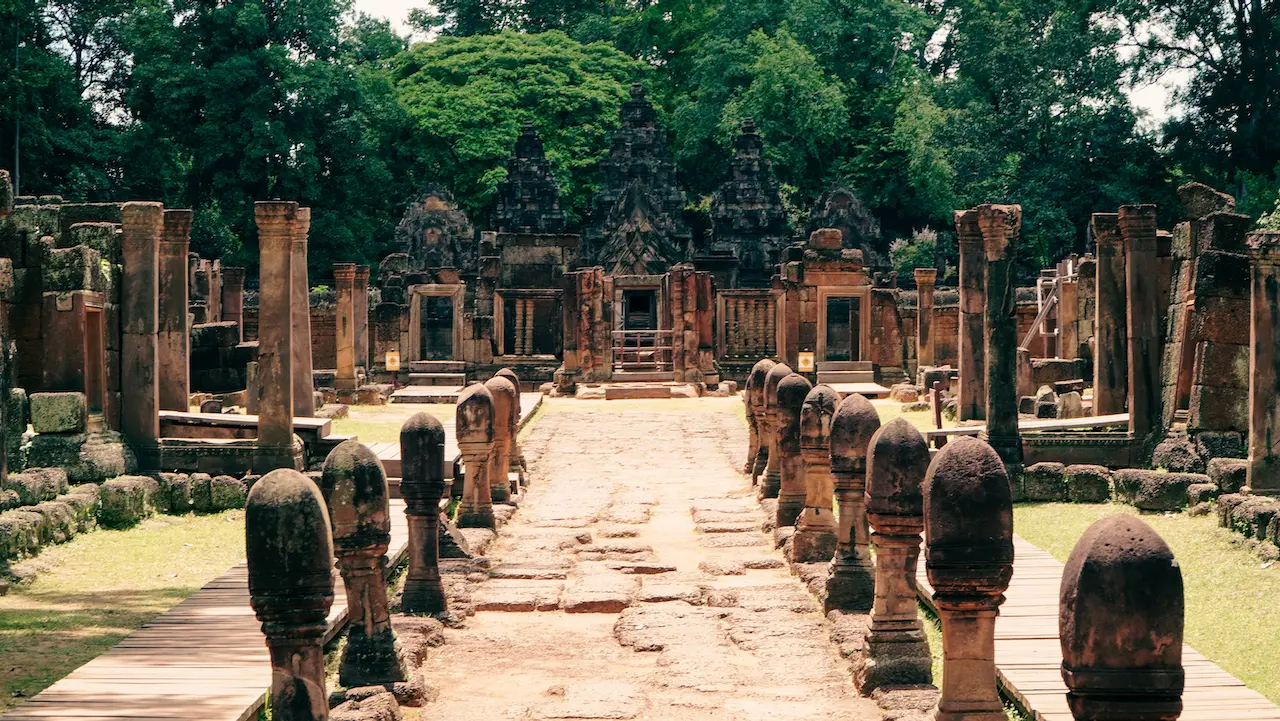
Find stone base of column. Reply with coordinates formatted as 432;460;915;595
750;449;768;485
980;432;1023;476
253;442;300;473
825;558;875;612
790;523;837;563
853;634;932;693
339;628;407;688
457;505;496;529
402;578;448;615
759;469;781;499
775;496;804;528
336;377;358;392
130;441;161;473
491;480;511;503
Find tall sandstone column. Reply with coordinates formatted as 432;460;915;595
355;265;370;370
915;268;937;370
1119;205;1161;441
122;202;164;468
1248;230;1280;495
158;209;192;411
334;263;358;393
221;266;246;341
978;204;1024;474
253;201;297;472
955;210;986;421
291;208;315;417
1092;213;1128;415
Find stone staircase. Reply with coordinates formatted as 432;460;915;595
815;361;875;385
391;360;467;403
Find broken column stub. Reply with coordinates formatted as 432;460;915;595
774;372;813;529
1247;231;1280;495
748;358;777;485
856;416;933;692
924;436;1014;721
246;468;335;721
456;383;496;529
761;362;793;500
483;374;517;503
793;383;839;563
320;440;406;688
826;392;881;612
494;367;526;485
1060;514;1184;720
400;411;448;614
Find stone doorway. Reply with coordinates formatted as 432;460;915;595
823;295;863;362
622;289;657;331
419;294;454;360
84;306;106;416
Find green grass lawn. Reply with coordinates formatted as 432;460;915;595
330;404;455;445
1014;502;1280;705
0;511;247;711
871;398;949;433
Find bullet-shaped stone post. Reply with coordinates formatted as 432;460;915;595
254;201;297;471
246;468;335;721
320;440;406;687
978;204;1024;475
761;363;793;500
292;208;316;417
456;383;496;529
1248;231;1280;495
955;210;986;422
1092;213;1128;416
924;437;1014;721
1119;205;1161;441
775;373;813;528
793;384;839;562
1059;514;1184;720
400;412;448;614
495;367;527;486
744;373;760;476
122;202;164;467
355;265;370;370
747;358;776;482
222;266;246;341
158;209;192;411
483;374;517;503
915;268;938;369
855;417;932;692
826;392;881;612
334;263;358;393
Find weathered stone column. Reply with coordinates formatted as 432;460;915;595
748;359;776;484
291;209;315;416
495;367;526;485
253;201;297;472
401;411;448;614
122;202;163;468
775;373;812;528
456;383;496;529
1059;268;1079;360
334;263;358;393
1060;514;1184;720
978;204;1024;475
955;210;986;421
246;468;335;721
1120;205;1161;441
761;362;792;500
793;384;839;562
915;268;938;369
320;440;406;687
1092;212;1128;415
826;392;881;612
221;267;246;341
856;417;932;692
924;437;1014;721
355;266;370;370
1248;231;1280;495
158;209;191;412
484;374;517;503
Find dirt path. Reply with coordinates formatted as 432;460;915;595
421;399;880;720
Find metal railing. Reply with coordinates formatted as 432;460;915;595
1021;260;1078;350
612;330;673;371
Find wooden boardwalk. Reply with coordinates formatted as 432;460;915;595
917;536;1280;721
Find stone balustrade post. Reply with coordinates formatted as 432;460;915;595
978;204;1024;475
221;266;246;342
483;375;517;503
122;202;164;468
956;210;986;421
1092;213;1128;416
253;201;297;471
158;209;192;411
793;384;839;562
761;363;792;500
915;268;938;370
291;208;315;417
775;373;812;528
748;359;776;485
456;383;496;529
826;392;881;611
1248;231;1280;495
495;367;526;486
334;263;358;393
400;412;448;614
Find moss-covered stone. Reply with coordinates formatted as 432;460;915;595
30;392;88;434
190;473;213;513
1207;457;1248;493
98;476;158;528
1151;437;1204;473
59;485;101;532
1194;431;1244;460
166;473;193;513
24;432;136;483
210;475;248;510
33;501;76;544
1023;462;1067;501
63;221;121;264
1230;497;1280;539
1064;464;1111;502
42;245;105;293
0;510;41;560
1187;483;1219;505
1115;469;1202;511
0;489;20;510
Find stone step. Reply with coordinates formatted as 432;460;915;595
817;360;874;372
390;387;462;404
612;370;674;383
817;370;876;384
407;372;467;387
408;360;466;373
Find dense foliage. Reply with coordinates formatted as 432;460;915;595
2;0;1278;279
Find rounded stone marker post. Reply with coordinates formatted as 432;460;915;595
246;468;335;721
775;373;813;528
761;363;794;501
793;384;839;562
1060;514;1184;721
456;383;496;529
856;417;933;692
494;367;526;485
747;358;776;483
483;374;517;503
924;436;1014;721
826;392;881;612
320;440;406;688
400;412;448;614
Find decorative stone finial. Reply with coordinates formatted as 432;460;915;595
774;373;813;528
400;412;449;614
914;267;938;285
977;203;1021;262
483;375;518;503
246;468;335;721
826;392;881;611
456;383;496;529
793;384;840;562
761;363;793;500
746;358;776;480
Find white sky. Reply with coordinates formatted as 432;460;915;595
353;0;421;34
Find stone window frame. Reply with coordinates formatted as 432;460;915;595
714;288;783;359
494;288;562;359
816;286;873;363
405;283;465;362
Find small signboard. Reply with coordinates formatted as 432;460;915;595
797;352;815;372
385;351;401;371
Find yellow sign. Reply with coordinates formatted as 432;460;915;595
385;351;401;371
797;352;815;372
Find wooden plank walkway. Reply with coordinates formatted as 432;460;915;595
923;413;1130;442
917;536;1280;721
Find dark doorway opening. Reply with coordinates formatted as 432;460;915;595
420;295;454;360
825;296;862;361
623;290;658;331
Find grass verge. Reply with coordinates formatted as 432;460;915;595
331;404;456;445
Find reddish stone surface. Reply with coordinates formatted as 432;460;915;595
827;392;880;612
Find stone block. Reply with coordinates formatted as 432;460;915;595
1189;295;1250;345
1229;497;1280;539
1187;483;1219;505
58;485;101;533
1195;431;1244;460
1064;465;1111;503
1023;462;1067;501
1056;391;1085;419
1216;493;1248;527
190;473;214;513
1188;384;1249;432
98;475;158;528
30;392;88;434
42;245;105;293
65;222;121;263
1114;469;1201;511
1151;437;1204;473
1029;358;1086;385
1207;457;1248;493
1192;249;1251;300
888;384;920;403
210;475;248;510
0;510;42;560
8;388;28;437
1192;341;1250;389
33;500;77;544
191;321;240;348
0;490;19;510
1035;399;1057;418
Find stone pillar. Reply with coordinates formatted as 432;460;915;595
401;411;448;614
924;437;1014;721
793;384;839;562
495;367;526;485
456;383;496;529
761;363;792;500
826;392;881;612
1120;205;1161;441
121;202;163;468
483;374;517;503
856;417;932;692
253;201;297;472
955;210;986;421
246;468;335;721
221;267;246;342
291;209;315;417
158;209;191;412
355;265;370;370
320;440;406;687
915;268;938;369
334;263;358;393
748;359;776;484
1248;231;1280;495
1060;515;1184;720
775;373;812;528
1092;213;1128;415
1059;268;1079;360
978;204;1024;475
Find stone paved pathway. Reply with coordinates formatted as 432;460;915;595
422;399;880;720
